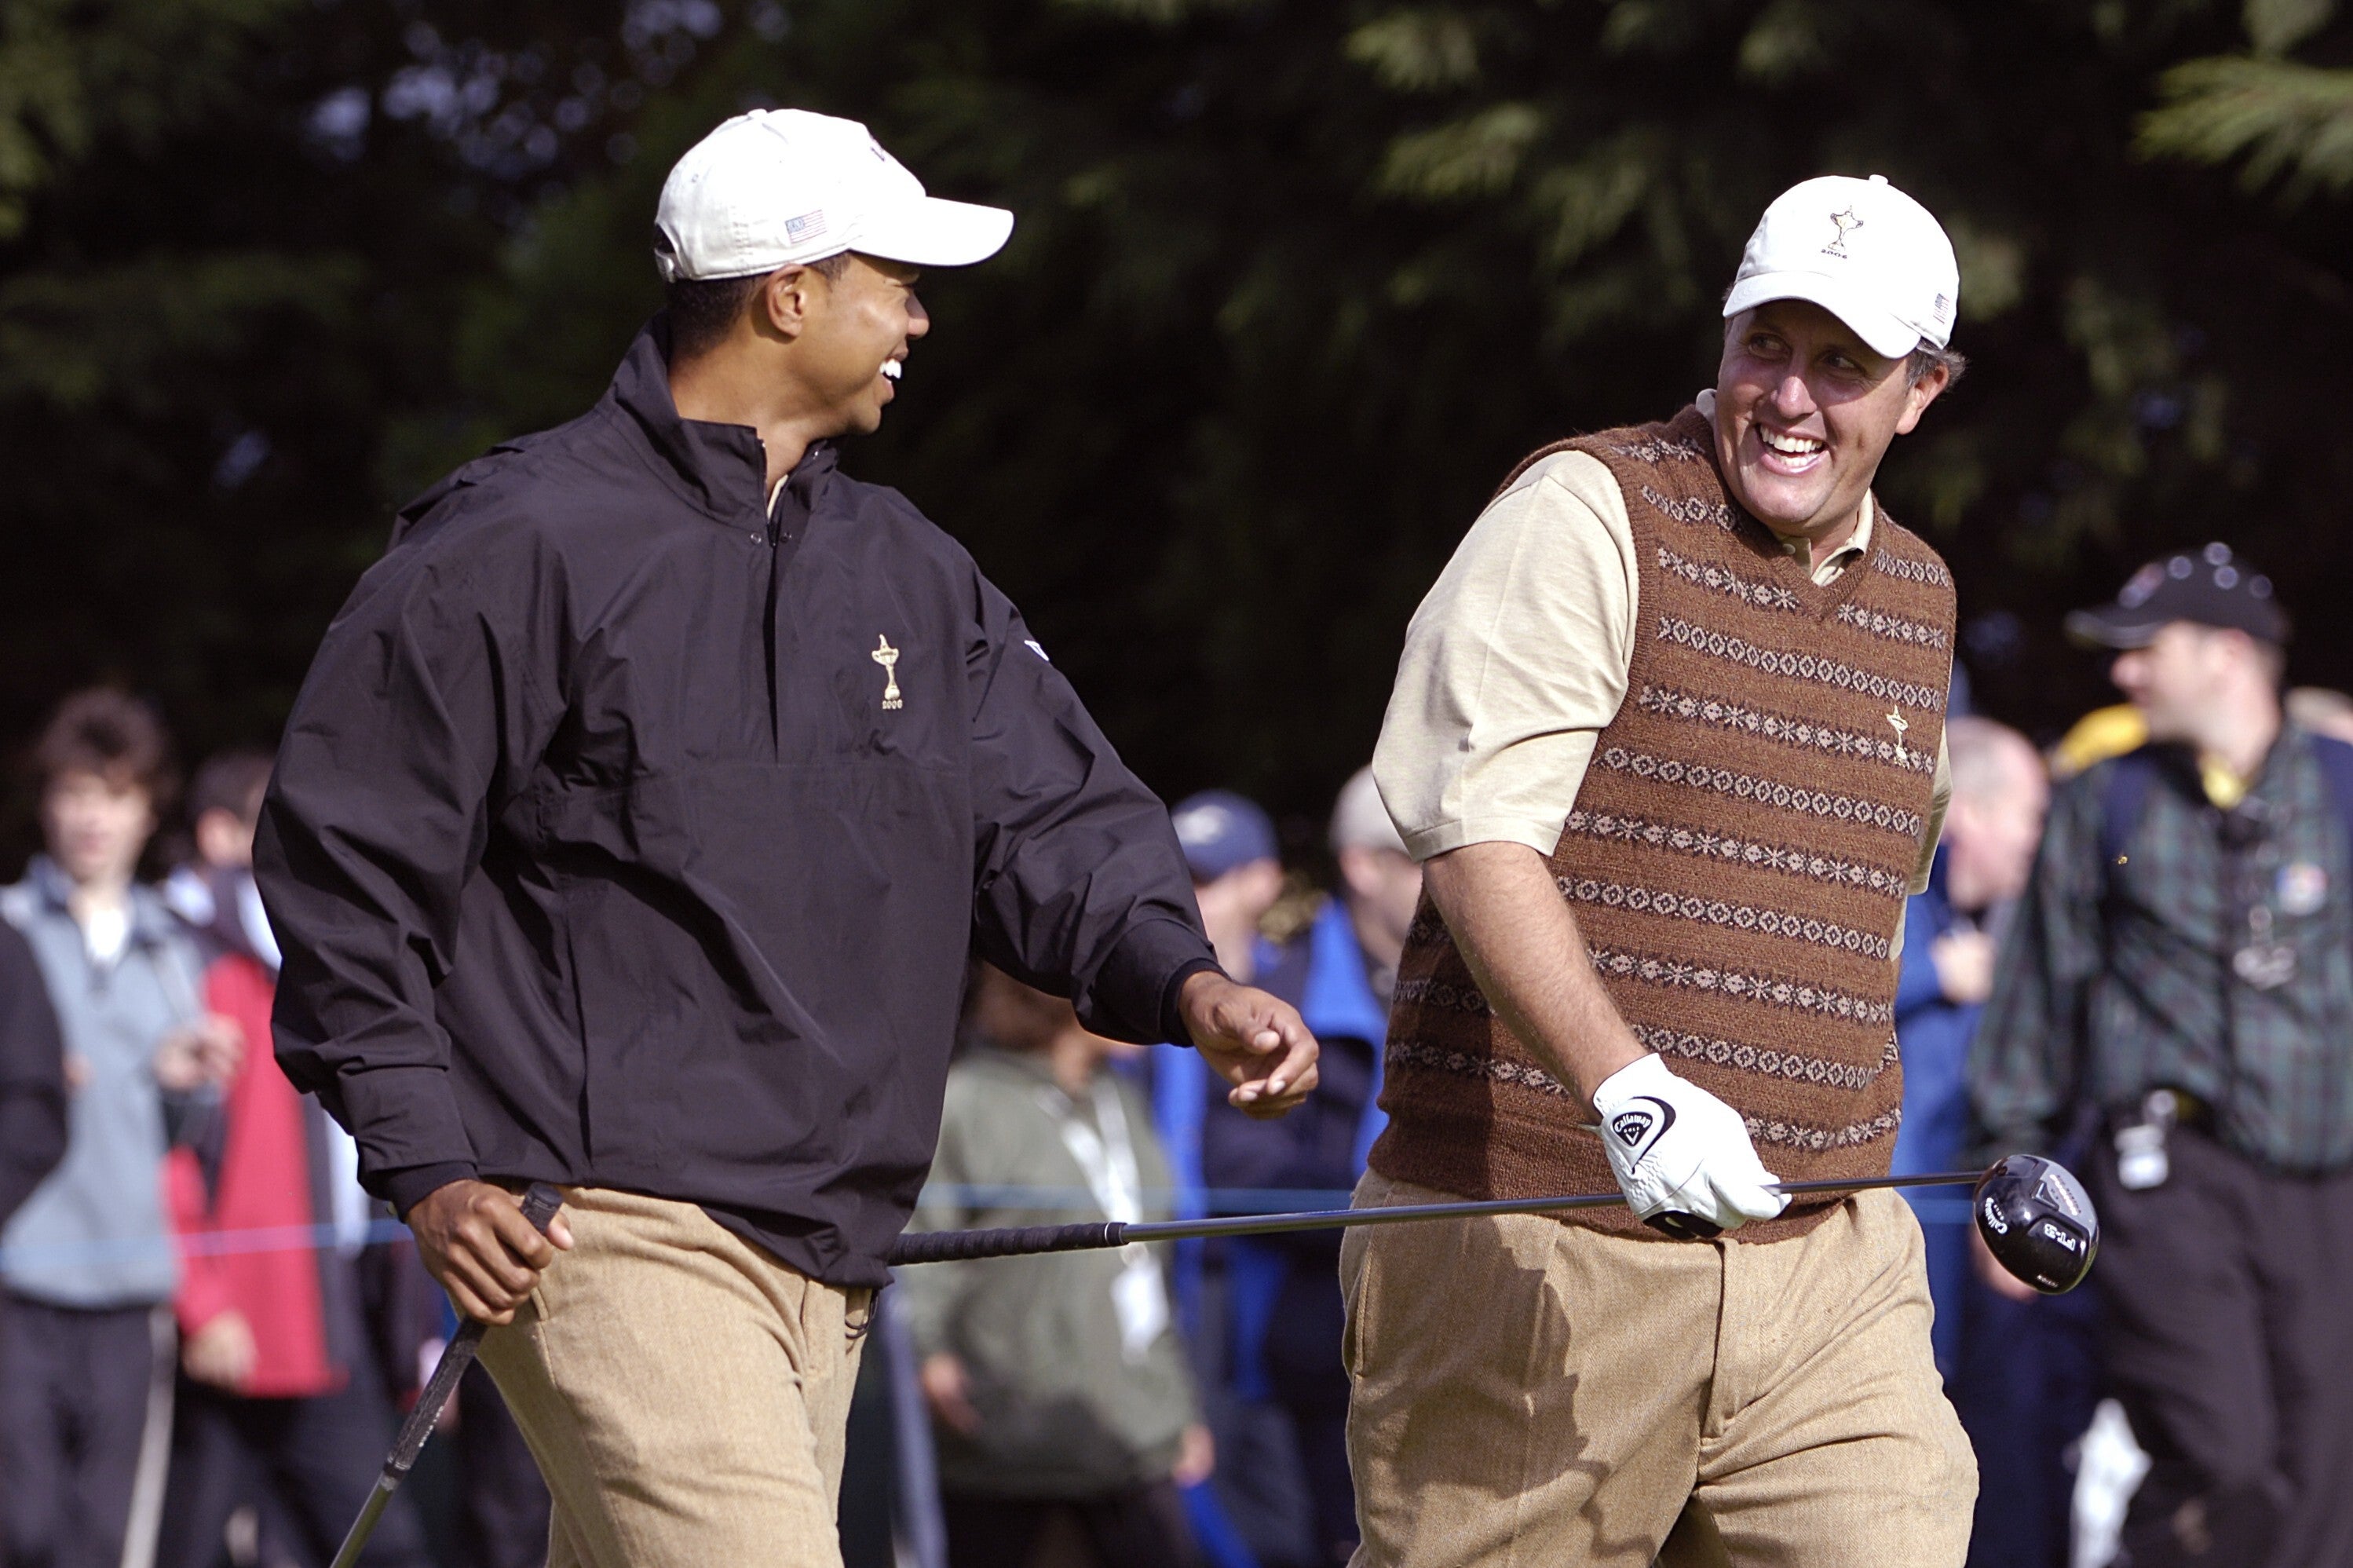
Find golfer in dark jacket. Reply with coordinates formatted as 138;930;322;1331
258;108;1318;1568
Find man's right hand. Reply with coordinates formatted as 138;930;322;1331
919;1352;981;1435
1971;1216;2041;1303
1930;930;1997;1006
1591;1054;1788;1234
408;1179;572;1325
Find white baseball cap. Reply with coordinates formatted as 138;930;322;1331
652;108;1013;282
1722;174;1958;359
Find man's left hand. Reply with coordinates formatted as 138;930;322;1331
1178;971;1318;1118
183;1308;258;1391
1931;930;1997;1006
154;1013;244;1092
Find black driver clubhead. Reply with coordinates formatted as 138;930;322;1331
1974;1153;2098;1294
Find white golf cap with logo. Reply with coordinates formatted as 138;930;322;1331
653;108;1014;281
1723;174;1958;359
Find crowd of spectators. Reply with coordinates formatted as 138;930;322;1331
0;692;549;1568
2;539;2351;1568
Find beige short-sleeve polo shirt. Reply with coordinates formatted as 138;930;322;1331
1372;416;1949;910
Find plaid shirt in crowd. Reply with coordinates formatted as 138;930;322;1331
1971;724;2353;1172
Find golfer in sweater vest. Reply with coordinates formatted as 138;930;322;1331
1347;176;1974;1566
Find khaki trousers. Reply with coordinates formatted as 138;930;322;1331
1342;1172;1974;1567
477;1187;871;1567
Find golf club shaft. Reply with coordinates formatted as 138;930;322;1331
328;1183;565;1568
886;1168;1986;1265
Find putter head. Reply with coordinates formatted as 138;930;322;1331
1974;1154;2098;1294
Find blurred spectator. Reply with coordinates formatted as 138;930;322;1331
1158;792;1288;1197
1171;792;1284;986
1197;768;1415;1568
907;965;1211;1568
0;919;68;1231
2285;685;2353;746
1891;719;2091;1568
449;1358;557;1568
1156;791;1306;1568
1323;768;1419;1011
0;689;239;1568
1975;545;2353;1567
0;906;69;1560
162;752;282;967
1891;716;2047;1373
155;751;436;1568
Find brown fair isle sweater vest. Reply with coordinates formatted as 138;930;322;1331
1368;406;1957;1244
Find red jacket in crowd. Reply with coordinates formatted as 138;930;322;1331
166;952;338;1398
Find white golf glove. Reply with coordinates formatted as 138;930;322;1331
1589;1054;1788;1236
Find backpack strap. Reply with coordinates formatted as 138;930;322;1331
2098;747;2162;883
2309;734;2353;865
2103;733;2353;886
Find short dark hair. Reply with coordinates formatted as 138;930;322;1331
34;689;177;810
187;749;273;827
1905;342;1968;390
667;252;855;362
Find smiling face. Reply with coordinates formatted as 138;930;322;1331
773;253;929;439
1712;299;1948;551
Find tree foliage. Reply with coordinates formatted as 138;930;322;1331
8;0;2353;860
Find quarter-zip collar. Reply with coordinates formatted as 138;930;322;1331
605;315;773;525
769;439;839;542
607;316;847;531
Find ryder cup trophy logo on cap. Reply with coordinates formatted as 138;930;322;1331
1823;207;1863;258
652;108;1014;283
1724;173;1959;360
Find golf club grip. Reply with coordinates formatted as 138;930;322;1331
385;1182;566;1479
887;1220;1124;1265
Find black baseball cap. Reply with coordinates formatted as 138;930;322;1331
2065;542;2289;649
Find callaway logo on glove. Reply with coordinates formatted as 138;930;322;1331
1589;1054;1788;1237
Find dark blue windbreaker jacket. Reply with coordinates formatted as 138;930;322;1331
258;321;1216;1287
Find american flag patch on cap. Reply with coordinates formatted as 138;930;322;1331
786;210;827;243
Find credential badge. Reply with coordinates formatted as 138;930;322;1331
871;635;904;711
1825;207;1864;258
2279;861;2329;917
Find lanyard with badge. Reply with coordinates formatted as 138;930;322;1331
2220;796;2298;992
1045;1077;1171;1363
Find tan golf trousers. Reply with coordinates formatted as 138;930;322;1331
477;1186;871;1567
1342;1173;1975;1567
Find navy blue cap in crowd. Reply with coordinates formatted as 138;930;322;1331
1171;789;1279;883
2066;541;2288;649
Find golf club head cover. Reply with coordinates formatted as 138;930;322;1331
1589;1054;1789;1235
